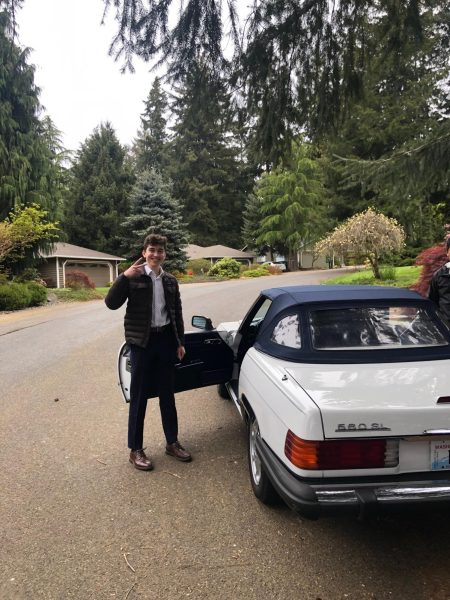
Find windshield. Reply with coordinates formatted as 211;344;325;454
310;306;448;350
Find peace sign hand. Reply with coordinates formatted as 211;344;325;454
124;257;146;279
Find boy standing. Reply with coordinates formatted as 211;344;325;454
106;233;191;470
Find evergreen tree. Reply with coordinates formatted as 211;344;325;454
254;141;329;268
121;169;188;273
104;1;445;168
241;193;266;255
323;2;450;247
64;123;133;255
0;4;65;221
170;64;248;247
132;77;169;173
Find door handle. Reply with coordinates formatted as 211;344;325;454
204;338;222;345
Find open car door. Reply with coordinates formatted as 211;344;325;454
118;329;233;402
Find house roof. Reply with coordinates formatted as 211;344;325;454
40;242;124;261
187;244;256;259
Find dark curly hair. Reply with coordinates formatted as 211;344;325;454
143;233;167;251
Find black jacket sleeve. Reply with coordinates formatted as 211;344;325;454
174;282;185;345
428;273;439;305
105;274;129;310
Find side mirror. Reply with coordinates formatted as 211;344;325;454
192;315;214;330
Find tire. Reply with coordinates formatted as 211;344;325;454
217;382;230;399
248;417;278;505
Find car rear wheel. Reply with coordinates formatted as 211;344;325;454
248;418;278;505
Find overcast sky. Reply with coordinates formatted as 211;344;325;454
17;0;155;152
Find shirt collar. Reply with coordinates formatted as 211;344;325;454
144;264;164;278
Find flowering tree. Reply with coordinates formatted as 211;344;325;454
315;208;405;278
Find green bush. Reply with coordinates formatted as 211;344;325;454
0;283;32;310
14;268;43;283
26;282;47;306
208;257;241;279
242;267;271;278
379;265;397;281
186;258;211;275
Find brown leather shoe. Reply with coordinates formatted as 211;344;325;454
165;441;192;462
129;449;153;471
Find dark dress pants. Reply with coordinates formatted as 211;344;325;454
128;331;178;450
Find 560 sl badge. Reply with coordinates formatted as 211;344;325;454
335;423;391;432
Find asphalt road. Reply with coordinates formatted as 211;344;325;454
1;270;450;600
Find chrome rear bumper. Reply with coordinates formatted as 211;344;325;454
315;483;450;504
256;438;450;518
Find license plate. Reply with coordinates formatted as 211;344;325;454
431;440;450;470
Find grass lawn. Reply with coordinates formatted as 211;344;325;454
50;287;109;302
324;265;421;288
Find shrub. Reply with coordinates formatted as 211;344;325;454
411;244;447;297
14;267;45;284
242;267;271;278
0;283;32;310
379;265;397;281
42;276;56;288
265;265;283;275
208;257;241;279
26;282;47;306
65;270;96;290
186;258;211;275
119;260;132;273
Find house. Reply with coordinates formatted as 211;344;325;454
38;242;125;288
186;244;256;265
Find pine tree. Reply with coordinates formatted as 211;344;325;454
104;1;443;168
169;64;247;247
121;169;188;273
255;141;329;268
323;2;450;247
132;77;169;174
63;123;133;255
241;194;267;256
0;5;65;221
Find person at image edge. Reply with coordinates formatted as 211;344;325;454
429;237;450;323
105;233;191;470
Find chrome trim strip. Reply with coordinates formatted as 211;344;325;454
423;429;450;435
315;484;450;504
376;486;450;502
315;490;358;504
226;383;244;420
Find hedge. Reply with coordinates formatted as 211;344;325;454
0;282;47;311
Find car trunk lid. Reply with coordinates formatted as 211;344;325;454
285;360;450;438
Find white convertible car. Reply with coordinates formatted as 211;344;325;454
118;285;450;519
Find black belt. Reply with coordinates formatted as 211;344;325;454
149;324;171;333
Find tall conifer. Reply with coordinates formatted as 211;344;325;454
0;4;65;221
132;77;168;174
121;169;188;273
170;64;247;247
64;123;133;255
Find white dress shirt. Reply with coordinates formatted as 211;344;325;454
144;265;169;327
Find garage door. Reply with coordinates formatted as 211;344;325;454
66;263;110;287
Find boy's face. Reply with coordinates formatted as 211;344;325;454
142;244;166;271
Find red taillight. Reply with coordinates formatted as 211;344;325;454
284;430;398;470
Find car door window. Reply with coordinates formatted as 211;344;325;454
238;297;272;361
271;314;301;349
250;297;272;329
